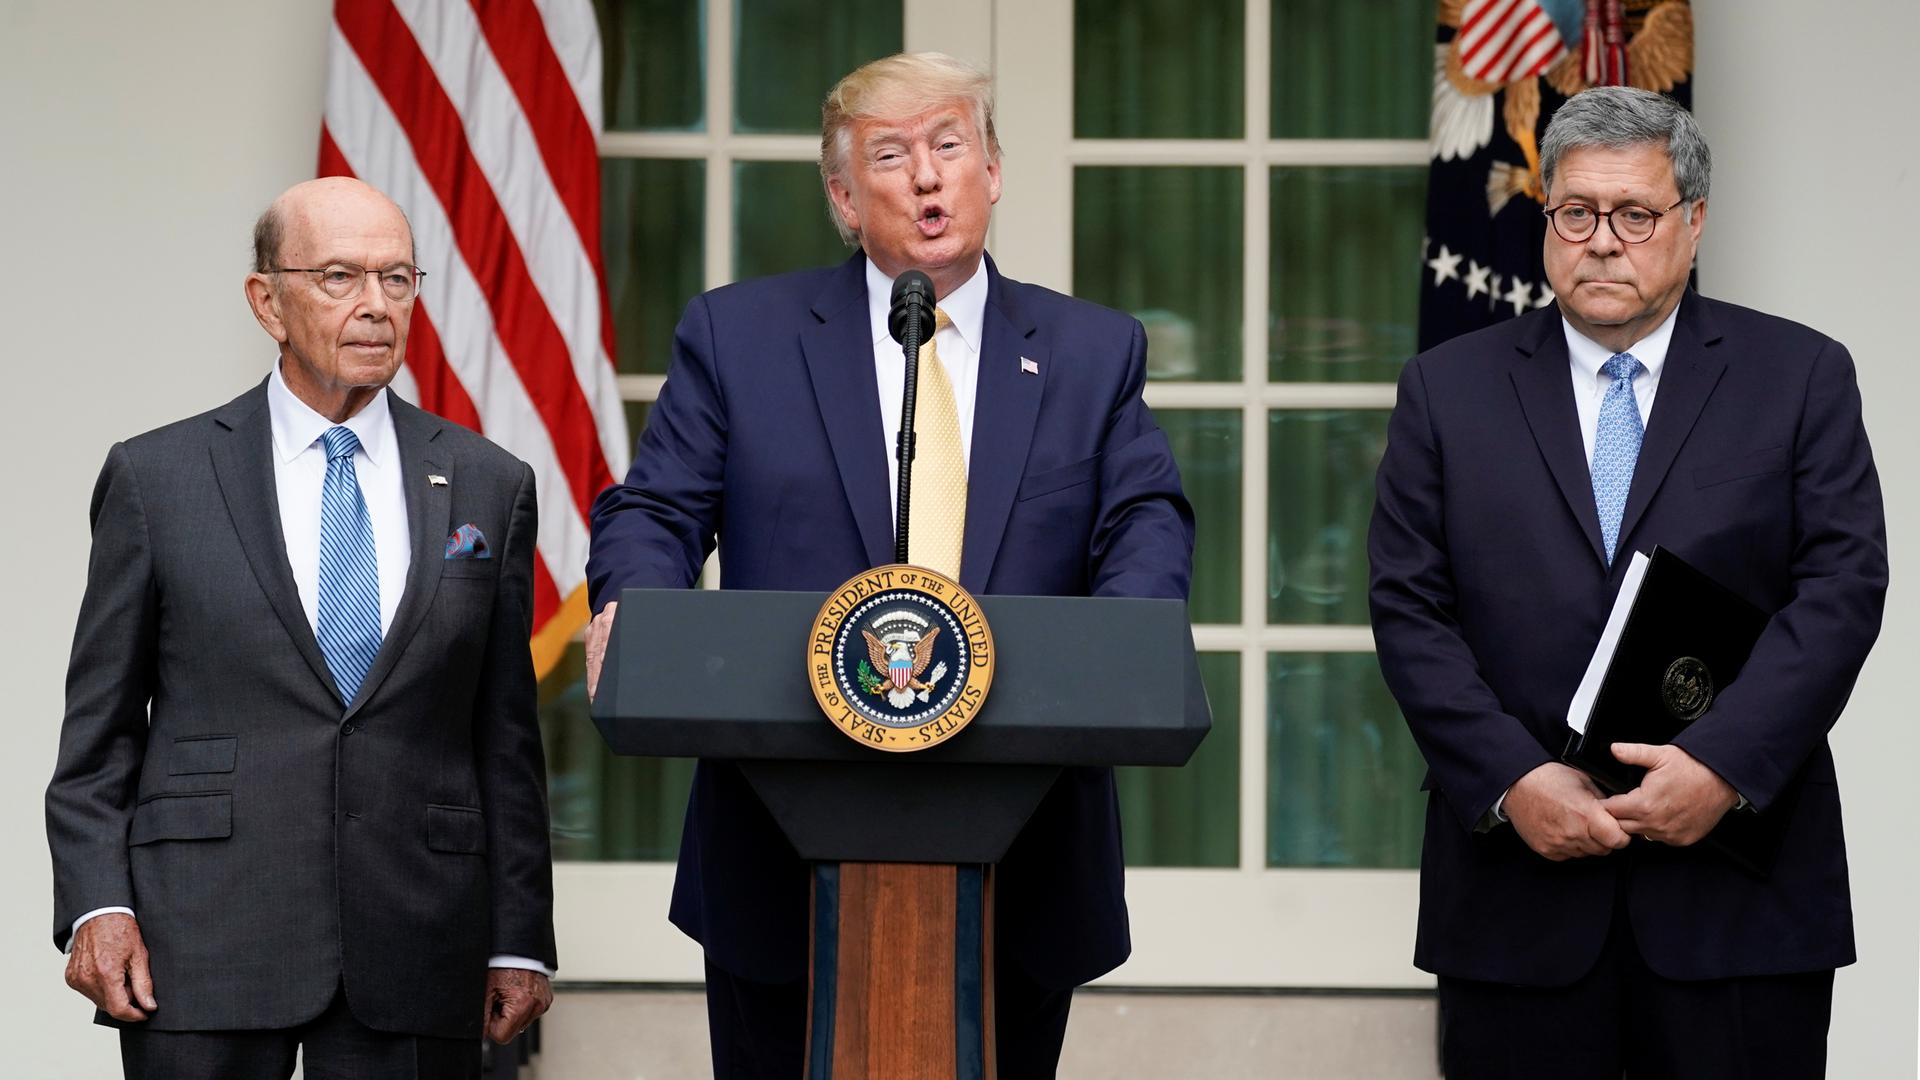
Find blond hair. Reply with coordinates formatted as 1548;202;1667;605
819;52;999;247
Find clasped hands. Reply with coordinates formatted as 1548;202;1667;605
66;913;550;1042
1505;743;1740;862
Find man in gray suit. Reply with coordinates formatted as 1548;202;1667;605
47;177;556;1079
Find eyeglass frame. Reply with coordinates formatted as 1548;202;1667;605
1541;199;1689;245
265;262;427;302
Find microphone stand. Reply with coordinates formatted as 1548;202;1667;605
895;314;920;565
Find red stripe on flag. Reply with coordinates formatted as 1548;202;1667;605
532;551;562;632
404;306;485;433
318;123;485;436
467;0;618;369
333;0;614;521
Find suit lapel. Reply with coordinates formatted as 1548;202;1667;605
344;393;450;720
207;380;339;698
800;254;895;569
1615;293;1725;555
1509;313;1608;566
961;263;1045;593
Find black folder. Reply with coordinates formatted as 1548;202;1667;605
1561;546;1784;876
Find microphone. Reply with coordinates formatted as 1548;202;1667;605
888;271;935;564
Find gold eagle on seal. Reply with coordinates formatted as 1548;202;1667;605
863;627;941;695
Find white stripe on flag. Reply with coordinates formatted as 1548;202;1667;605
530;0;605;137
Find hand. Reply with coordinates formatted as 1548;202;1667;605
584;601;617;702
483;968;552;1044
1503;762;1633;861
65;913;157;1022
1599;743;1740;846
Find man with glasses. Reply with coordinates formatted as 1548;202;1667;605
48;177;556;1079
1370;87;1885;1076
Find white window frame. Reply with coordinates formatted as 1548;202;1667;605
560;0;1433;989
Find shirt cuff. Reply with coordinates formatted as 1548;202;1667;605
68;907;136;954
489;954;555;977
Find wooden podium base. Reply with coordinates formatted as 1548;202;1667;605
806;862;992;1079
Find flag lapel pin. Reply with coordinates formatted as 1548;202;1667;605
428;474;449;487
1020;357;1039;375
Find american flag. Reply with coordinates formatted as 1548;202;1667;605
319;0;628;678
1455;0;1573;85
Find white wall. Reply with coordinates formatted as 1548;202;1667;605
1;2;1912;1076
0;2;332;1075
1695;5;1920;1075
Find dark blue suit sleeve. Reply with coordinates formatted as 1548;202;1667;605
1089;320;1195;601
1671;339;1888;810
1368;356;1554;832
587;295;728;609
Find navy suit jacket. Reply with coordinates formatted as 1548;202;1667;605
587;252;1194;988
1369;292;1886;985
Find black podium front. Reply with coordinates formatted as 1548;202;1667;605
593;588;1209;1077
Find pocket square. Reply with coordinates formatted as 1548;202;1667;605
445;523;492;560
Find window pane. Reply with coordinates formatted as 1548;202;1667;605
596;0;704;131
1266;652;1422;868
734;0;902;134
1074;167;1243;381
1269;167;1425;382
1158;410;1241;625
604;157;704;375
734;161;849;282
541;643;696;861
1267;410;1388;625
1075;0;1244;138
1270;0;1431;138
1119;652;1239;867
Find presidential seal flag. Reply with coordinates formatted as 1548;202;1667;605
1419;0;1694;350
318;0;628;677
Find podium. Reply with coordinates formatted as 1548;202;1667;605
593;587;1210;1077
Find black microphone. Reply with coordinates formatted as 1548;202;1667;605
888;269;936;346
888;270;935;564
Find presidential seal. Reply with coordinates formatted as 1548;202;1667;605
808;565;994;752
1661;656;1715;722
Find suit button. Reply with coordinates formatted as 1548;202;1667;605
342;722;356;735
345;811;362;821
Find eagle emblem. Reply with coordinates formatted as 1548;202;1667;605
861;626;949;708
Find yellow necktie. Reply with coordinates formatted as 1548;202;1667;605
907;307;965;578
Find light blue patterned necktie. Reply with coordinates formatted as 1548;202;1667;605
1591;352;1646;566
317;426;382;704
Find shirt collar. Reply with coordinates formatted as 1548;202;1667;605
864;256;989;354
1561;301;1680;386
267;359;396;468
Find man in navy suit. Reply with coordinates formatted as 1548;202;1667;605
1369;87;1886;1077
583;52;1193;1078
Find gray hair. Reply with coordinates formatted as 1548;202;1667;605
1541;86;1711;211
252;204;284;273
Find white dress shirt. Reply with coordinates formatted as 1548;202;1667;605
867;257;988;520
74;362;549;976
1565;303;1677;467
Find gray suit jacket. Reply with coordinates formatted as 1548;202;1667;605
47;380;556;1038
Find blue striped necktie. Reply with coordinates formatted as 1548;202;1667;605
317;426;382;703
1591;352;1646;566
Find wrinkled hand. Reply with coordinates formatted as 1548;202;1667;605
584;601;617;703
65;913;156;1022
1599;743;1739;847
1504;762;1632;861
484;968;552;1045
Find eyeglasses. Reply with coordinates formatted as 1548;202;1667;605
1542;200;1686;245
267;262;426;301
